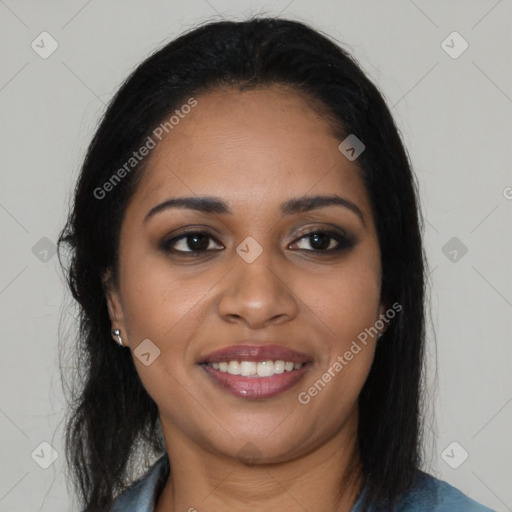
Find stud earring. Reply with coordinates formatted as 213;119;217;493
112;328;124;347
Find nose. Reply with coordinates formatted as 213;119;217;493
217;250;298;330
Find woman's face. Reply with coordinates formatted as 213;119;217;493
105;85;386;463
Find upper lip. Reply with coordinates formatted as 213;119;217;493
198;342;312;364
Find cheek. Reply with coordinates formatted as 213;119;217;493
118;257;209;411
117;251;223;402
119;251;209;342
292;258;381;403
293;258;382;344
294;269;380;423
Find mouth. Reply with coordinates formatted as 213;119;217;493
198;343;313;399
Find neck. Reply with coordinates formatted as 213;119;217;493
155;416;363;512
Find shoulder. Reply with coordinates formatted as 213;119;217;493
109;453;169;512
395;470;496;512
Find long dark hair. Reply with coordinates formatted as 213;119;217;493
58;16;430;512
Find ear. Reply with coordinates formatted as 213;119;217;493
377;302;390;336
102;269;127;341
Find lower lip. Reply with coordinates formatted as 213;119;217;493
200;363;312;399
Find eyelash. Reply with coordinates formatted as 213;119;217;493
159;228;356;257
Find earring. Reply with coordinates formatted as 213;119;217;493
378;332;384;340
112;328;124;347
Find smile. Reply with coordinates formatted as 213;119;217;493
206;360;304;377
200;360;312;399
198;342;313;399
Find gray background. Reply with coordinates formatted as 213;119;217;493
0;0;511;510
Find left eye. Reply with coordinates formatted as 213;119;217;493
289;230;354;253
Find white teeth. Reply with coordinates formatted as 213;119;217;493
257;361;274;377
240;361;256;376
274;360;285;374
228;360;240;375
207;360;304;377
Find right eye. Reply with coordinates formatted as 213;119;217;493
160;230;224;256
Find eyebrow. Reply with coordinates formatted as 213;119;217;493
144;194;366;227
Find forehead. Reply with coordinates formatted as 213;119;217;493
129;85;372;220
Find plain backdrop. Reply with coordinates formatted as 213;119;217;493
0;1;511;511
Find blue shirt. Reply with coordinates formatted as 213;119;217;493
109;453;495;511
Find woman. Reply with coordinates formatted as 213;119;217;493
58;17;494;512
